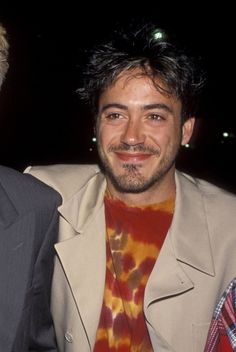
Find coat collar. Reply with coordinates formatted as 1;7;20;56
58;170;106;234
171;171;215;276
0;182;18;228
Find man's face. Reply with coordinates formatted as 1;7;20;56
97;70;194;194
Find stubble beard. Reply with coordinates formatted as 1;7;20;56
97;142;181;194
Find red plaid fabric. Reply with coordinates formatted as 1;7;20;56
204;277;236;352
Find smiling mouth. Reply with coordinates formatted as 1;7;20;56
114;152;153;162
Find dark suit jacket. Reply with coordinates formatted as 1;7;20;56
0;165;61;351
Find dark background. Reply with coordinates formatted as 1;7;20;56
0;3;236;193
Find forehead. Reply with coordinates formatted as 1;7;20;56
99;68;181;108
113;68;163;90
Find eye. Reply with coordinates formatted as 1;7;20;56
106;113;122;120
148;114;164;121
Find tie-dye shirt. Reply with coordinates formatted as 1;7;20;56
94;194;174;351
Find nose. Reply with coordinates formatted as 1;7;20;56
121;119;145;146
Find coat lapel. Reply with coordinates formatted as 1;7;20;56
144;235;194;309
145;171;214;306
0;182;18;228
55;172;107;348
144;172;215;349
171;172;214;275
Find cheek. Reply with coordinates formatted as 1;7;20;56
99;126;121;146
165;125;182;145
149;127;181;150
148;129;169;147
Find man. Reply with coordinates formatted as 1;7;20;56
26;22;236;351
0;24;60;351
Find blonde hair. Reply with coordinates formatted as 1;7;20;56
0;23;9;87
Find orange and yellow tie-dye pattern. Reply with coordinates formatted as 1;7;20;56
94;194;174;352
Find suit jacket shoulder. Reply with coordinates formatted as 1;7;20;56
0;165;61;215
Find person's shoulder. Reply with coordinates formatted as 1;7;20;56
178;170;236;203
0;165;61;211
24;163;101;200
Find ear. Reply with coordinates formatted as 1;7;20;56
181;117;195;145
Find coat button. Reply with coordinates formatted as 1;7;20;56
65;332;73;343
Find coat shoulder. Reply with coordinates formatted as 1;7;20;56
178;171;236;215
24;163;101;201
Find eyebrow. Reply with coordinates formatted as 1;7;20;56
100;103;128;112
142;103;173;113
100;103;173;114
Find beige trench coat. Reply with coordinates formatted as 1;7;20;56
25;164;236;352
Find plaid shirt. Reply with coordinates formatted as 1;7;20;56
204;277;236;352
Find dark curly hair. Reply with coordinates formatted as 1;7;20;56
77;22;206;122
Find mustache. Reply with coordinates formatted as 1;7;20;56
107;144;160;155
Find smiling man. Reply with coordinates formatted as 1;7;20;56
97;69;194;204
26;22;236;352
